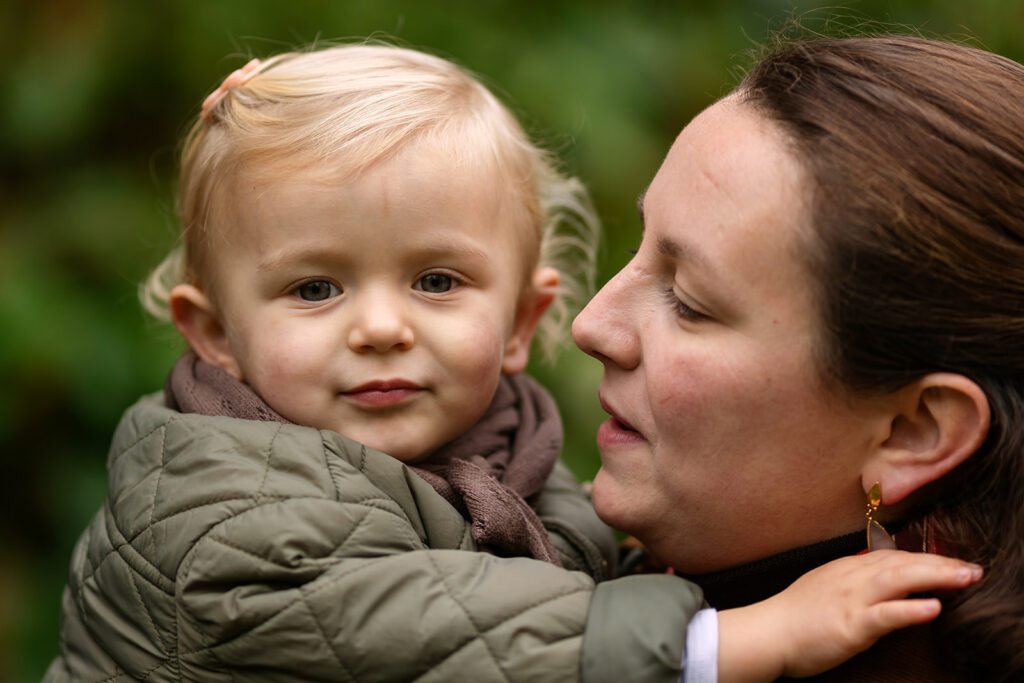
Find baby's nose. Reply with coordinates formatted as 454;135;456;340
347;294;414;353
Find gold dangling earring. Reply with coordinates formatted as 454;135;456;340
866;482;897;551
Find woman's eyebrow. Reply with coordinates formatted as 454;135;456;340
637;187;715;278
656;234;715;280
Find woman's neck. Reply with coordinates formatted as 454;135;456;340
681;521;921;609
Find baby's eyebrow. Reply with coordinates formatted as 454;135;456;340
406;240;490;263
256;239;491;273
257;248;337;272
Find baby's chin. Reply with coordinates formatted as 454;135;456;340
341;420;452;463
377;443;433;463
274;405;436;463
333;428;433;463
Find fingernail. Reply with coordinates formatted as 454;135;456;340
959;564;983;581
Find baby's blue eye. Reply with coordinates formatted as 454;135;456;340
296;280;340;302
415;273;455;294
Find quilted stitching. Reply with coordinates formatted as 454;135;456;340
425;553;512;683
253;423;283;501
173;498;425;660
201;502;401;569
476;585;590;634
107;417;176;469
147;424;167;562
147;495;270;530
411;586;589;679
81;525;174;593
207;497;419;551
55;398;599;682
127;568;167;655
299;550;416;601
136;658;175;681
201;504;417;577
300;593;358;683
320;433;343;500
177;548;423;659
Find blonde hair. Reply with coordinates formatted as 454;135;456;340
141;43;598;358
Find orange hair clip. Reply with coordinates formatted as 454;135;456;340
200;58;262;123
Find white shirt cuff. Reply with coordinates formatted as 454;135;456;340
680;608;718;683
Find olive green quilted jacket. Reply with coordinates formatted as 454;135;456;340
46;395;703;682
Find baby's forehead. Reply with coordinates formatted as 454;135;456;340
225;141;538;247
208;146;540;282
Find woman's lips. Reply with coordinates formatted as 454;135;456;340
597;417;647;447
342;380;424;408
597;394;646;446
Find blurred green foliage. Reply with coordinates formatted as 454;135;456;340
3;1;1022;680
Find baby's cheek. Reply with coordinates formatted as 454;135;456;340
435;312;506;411
249;328;328;394
260;333;303;373
447;315;506;375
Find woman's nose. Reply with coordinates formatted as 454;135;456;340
347;291;414;353
572;267;641;370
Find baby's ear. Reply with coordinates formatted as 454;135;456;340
502;267;560;375
169;284;243;380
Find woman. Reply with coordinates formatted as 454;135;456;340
574;35;1024;682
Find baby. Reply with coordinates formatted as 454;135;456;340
47;44;980;683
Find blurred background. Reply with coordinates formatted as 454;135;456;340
2;1;1022;679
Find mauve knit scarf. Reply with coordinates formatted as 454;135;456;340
165;352;563;566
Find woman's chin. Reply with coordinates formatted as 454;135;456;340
590;468;643;535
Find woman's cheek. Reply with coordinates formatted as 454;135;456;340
650;351;708;428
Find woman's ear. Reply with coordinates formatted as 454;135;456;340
169;284;243;380
863;373;989;505
502;267;560;375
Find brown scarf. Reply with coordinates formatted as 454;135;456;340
165;352;563;566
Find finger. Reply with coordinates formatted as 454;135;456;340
862;598;942;640
865;557;982;602
864;549;963;566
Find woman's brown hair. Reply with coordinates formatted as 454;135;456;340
740;35;1024;680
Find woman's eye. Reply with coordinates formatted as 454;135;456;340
295;280;340;302
415;273;455;294
664;288;709;322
